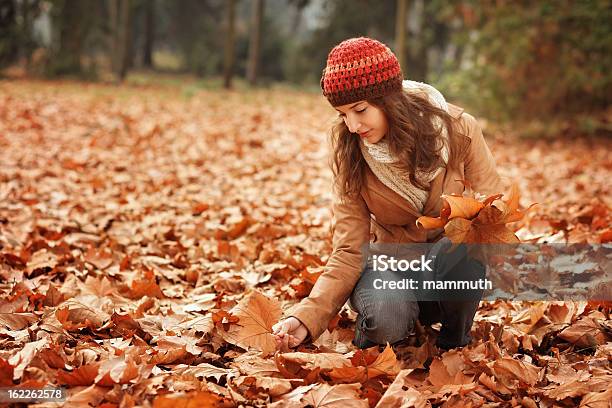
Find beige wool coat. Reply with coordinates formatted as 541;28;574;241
287;102;507;342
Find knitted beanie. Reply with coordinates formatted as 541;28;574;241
320;37;403;107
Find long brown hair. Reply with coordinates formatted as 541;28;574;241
329;89;468;202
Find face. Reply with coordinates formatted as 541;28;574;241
335;100;389;144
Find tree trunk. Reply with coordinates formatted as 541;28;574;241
142;0;154;68
289;0;309;36
247;0;264;85
223;0;236;89
394;0;407;74
0;0;18;69
109;0;118;74
120;0;132;76
109;0;131;82
406;0;427;81
57;0;83;75
20;0;33;72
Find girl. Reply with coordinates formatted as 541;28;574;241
272;37;505;351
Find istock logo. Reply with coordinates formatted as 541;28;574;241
372;254;433;272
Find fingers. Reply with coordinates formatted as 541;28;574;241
272;318;304;351
287;334;300;348
279;331;290;352
272;321;285;336
274;331;299;351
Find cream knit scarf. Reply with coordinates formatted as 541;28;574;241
360;80;449;213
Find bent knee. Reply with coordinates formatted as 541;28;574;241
359;301;419;344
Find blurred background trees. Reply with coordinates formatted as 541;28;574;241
0;0;610;136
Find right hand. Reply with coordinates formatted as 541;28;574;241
272;317;309;351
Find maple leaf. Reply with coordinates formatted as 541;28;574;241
274;344;399;384
55;304;104;331
489;357;541;387
153;390;234;408
0;312;38;331
427;351;473;387
212;310;240;332
57;364;100;386
558;317;609;348
579;388;612;407
416;182;537;244
7;338;48;381
221;289;281;356
95;355;140;385
275;351;352;378
121;269;165;299
290;268;323;298
375;369;429;408
301;383;369;408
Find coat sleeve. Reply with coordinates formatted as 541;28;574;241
286;186;371;342
462;113;507;196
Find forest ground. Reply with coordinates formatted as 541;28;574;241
0;79;610;407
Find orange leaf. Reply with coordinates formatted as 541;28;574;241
443;194;484;219
482;193;504;207
444;218;473;244
57;364;100;386
153;391;234;408
222;289;281;356
0;358;14;386
364;343;400;378
416;215;446;229
466;223;520;244
301;383;368;408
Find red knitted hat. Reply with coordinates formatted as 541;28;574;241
320;37;403;107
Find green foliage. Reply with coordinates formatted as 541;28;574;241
443;0;612;122
0;0;19;70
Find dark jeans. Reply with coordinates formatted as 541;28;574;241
348;241;485;350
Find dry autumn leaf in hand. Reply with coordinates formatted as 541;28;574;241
416;182;537;244
221;289;281;357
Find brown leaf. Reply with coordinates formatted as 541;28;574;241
55;302;105;331
415;215;446;230
153;390;234;408
444;218;472;244
363;343;400;378
57;364;100;386
126;270;165;299
222;289;281;356
558;317;609;348
443;194;484;220
7;338;48;380
0;312;38;330
301;383;369;408
277;351;352;372
375;369;428;408
580;388;612;408
63;384;108;407
490;357;541;387
95;355;140;385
